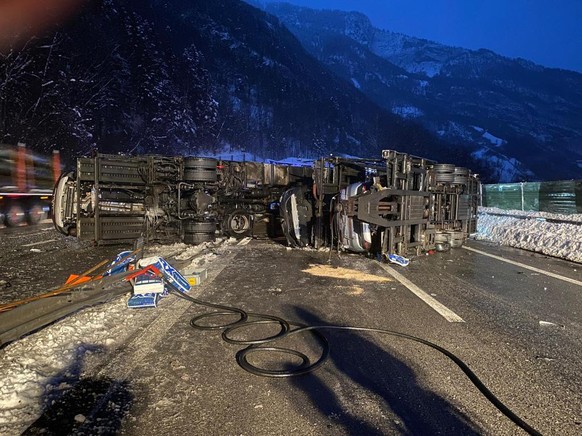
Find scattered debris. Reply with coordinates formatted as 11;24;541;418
335;285;365;296
183;268;208;287
539;320;565;329
387;254;410;267
120;254;209;309
535;355;556;362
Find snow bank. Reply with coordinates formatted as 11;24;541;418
0;297;141;434
475;207;582;263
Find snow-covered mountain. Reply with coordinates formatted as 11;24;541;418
4;0;576;182
264;2;582;182
1;0;484;174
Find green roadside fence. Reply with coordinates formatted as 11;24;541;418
481;180;582;214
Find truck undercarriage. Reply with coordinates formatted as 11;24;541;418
53;150;480;258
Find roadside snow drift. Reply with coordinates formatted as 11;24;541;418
475;207;582;263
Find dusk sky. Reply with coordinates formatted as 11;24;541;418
265;0;582;73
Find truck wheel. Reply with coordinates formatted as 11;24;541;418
183;220;216;245
222;210;253;238
26;203;45;225
184;158;218;182
5;204;26;227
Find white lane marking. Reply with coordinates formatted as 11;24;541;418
22;239;57;247
462;246;582;288
377;262;465;323
238;237;252;246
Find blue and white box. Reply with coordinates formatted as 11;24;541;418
127;293;159;308
138;256;191;294
105;250;136;276
132;273;165;294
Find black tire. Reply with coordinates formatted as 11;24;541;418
183;220;216;245
433;163;455;173
183;220;217;233
222;210;253;238
435;173;455;183
184;158;218;182
452;167;469;185
5;204;26;227
184;232;215;245
453;167;470;175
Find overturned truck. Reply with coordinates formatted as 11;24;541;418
53;150;480;258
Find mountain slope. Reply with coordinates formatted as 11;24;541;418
0;0;218;159
0;0;487;177
150;0;471;163
265;2;582;181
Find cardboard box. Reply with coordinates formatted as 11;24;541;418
132;273;165;294
184;268;207;286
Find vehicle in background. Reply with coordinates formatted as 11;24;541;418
52;150;480;259
0;144;61;226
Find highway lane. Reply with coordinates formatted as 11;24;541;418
112;239;581;436
3;225;580;434
0;221;130;305
381;239;582;434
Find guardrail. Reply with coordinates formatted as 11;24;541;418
481;180;582;214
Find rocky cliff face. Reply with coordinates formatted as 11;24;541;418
266;2;582;181
1;0;528;181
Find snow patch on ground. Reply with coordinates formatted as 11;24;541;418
0;297;141;434
471;126;505;147
351;78;361;89
410;62;441;78
392;105;423;118
482;131;505;147
475;207;582;263
471;148;526;183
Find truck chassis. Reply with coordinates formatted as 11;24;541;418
52;150;480;258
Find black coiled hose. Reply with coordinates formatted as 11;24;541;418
169;288;542;436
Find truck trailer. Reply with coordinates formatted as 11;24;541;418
52;150;480;258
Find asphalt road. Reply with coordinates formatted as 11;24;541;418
0;221;131;304
2;224;581;435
